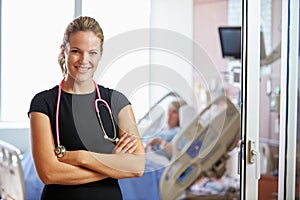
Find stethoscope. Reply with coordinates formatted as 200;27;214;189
54;79;119;158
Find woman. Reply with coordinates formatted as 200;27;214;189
145;100;186;159
28;16;145;200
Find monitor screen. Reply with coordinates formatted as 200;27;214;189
218;27;241;59
219;26;267;60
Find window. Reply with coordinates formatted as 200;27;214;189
1;0;74;122
1;0;151;123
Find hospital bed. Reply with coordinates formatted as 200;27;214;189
159;94;240;200
119;94;240;200
137;92;183;139
0;140;25;200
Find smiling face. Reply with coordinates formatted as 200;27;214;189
63;31;102;83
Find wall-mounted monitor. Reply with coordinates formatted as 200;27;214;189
218;26;267;60
218;26;241;59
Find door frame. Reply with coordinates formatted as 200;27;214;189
240;0;261;199
241;0;300;199
278;0;299;199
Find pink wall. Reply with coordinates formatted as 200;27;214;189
193;0;228;72
193;0;240;106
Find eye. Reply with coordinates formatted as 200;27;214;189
71;49;80;54
90;51;98;56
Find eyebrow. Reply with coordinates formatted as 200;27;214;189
70;47;100;52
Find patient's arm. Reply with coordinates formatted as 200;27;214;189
146;137;163;147
146;137;173;155
161;141;173;155
30;112;108;185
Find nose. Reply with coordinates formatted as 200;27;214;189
79;53;89;65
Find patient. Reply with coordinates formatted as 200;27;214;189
118;100;186;200
145;100;186;160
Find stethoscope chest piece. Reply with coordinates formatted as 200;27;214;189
54;145;66;158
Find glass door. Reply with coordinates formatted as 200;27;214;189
241;0;299;199
240;0;261;199
257;0;282;199
279;0;299;199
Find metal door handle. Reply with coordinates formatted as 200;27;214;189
249;139;260;180
251;149;260;179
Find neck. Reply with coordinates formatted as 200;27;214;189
61;78;95;94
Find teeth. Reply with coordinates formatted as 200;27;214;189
78;67;89;72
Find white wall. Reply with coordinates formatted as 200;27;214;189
0;128;30;153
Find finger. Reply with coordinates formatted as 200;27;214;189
118;137;132;149
114;134;129;149
114;134;137;154
119;134;136;147
127;145;138;154
116;133;128;145
113;141;129;154
121;138;137;153
113;147;122;154
112;146;118;153
130;135;137;141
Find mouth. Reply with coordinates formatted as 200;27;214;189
76;66;92;73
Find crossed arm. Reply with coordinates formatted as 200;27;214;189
30;105;145;185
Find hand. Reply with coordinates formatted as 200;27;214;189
112;133;138;154
58;150;84;166
146;137;163;147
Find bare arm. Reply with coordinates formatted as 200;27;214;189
58;105;145;179
30;112;108;185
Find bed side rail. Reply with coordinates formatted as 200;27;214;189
159;95;240;200
0;140;25;200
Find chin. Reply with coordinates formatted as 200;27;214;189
69;75;93;83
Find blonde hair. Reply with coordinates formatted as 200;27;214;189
169;100;187;111
58;16;104;77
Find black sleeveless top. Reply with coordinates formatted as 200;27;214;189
28;84;130;200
